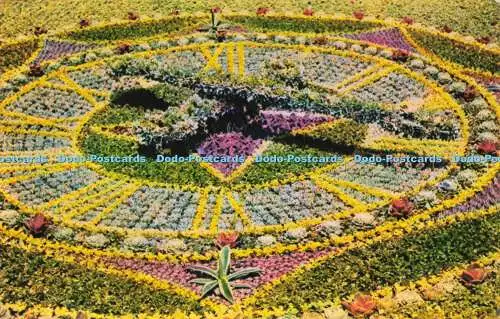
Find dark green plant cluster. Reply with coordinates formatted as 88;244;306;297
410;30;499;74
251;213;499;311
224;15;380;34
0;245;204;315
0;39;39;73
64;16;203;41
293;119;368;147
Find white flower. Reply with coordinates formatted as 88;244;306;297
477;132;498;143
285;227;308;240
157;238;187;252
318;220;343;235
257;234;277;247
409;59;425;69
437;72;452;84
84;234;109;248
456;170;477;187
123;236;150;251
352;213;375;225
350;44;363;53
0;210;20;226
52;227;75;241
333;41;347;50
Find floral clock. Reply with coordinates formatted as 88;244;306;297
0;13;498;319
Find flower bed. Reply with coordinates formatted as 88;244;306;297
0;10;498;319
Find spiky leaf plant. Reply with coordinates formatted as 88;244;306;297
188;246;261;303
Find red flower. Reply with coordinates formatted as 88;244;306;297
127;12;139;20
28;64;44;77
477;141;497;155
313;36;328;45
34;26;48;36
401;16;414;25
211;7;222;14
353;11;365;20
256;7;270;16
391;49;410;62
215;232;239;248
460;264;488;286
389;198;414;218
441;25;453;33
303;6;314;16
461;86;478;102
342;294;377;317
25;214;51;235
115;43;131;54
476;37;491;45
79;19;90;28
216;30;227;42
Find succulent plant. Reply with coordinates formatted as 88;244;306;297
25;213;51;236
303;6;314;16
389;198;415;218
353;11;365;20
460;264;488;287
188;246;261;303
476;141;497;155
256;234;277;247
158;238;187;252
215;232;239;248
341;294;377;317
0;210;20;227
84;233;109;248
52;227;75;241
256;7;270;16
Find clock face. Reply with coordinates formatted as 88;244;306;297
0;39;494;243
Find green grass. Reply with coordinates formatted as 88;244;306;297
0;0;498;40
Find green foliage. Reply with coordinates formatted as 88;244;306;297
234;142;335;184
225;15;380;34
189;246;261;303
87;105;145;126
80;132;219;186
151;83;193;107
410;30;499;74
251;213;500;311
0;40;39;73
293;119;368;147
65;16;203;41
81;132;138;156
0;245;203;315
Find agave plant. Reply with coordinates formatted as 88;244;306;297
188;246;261;303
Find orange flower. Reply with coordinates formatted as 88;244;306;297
461;265;488;286
391;49;410;62
211;7;222;14
441;25;453;33
215;232;239;248
127;12;139;20
353;11;365;20
256;7;270;16
342;294;377;317
401;16;414;25
389;198;414;218
34;26;48;36
303;6;314;16
79;19;90;28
